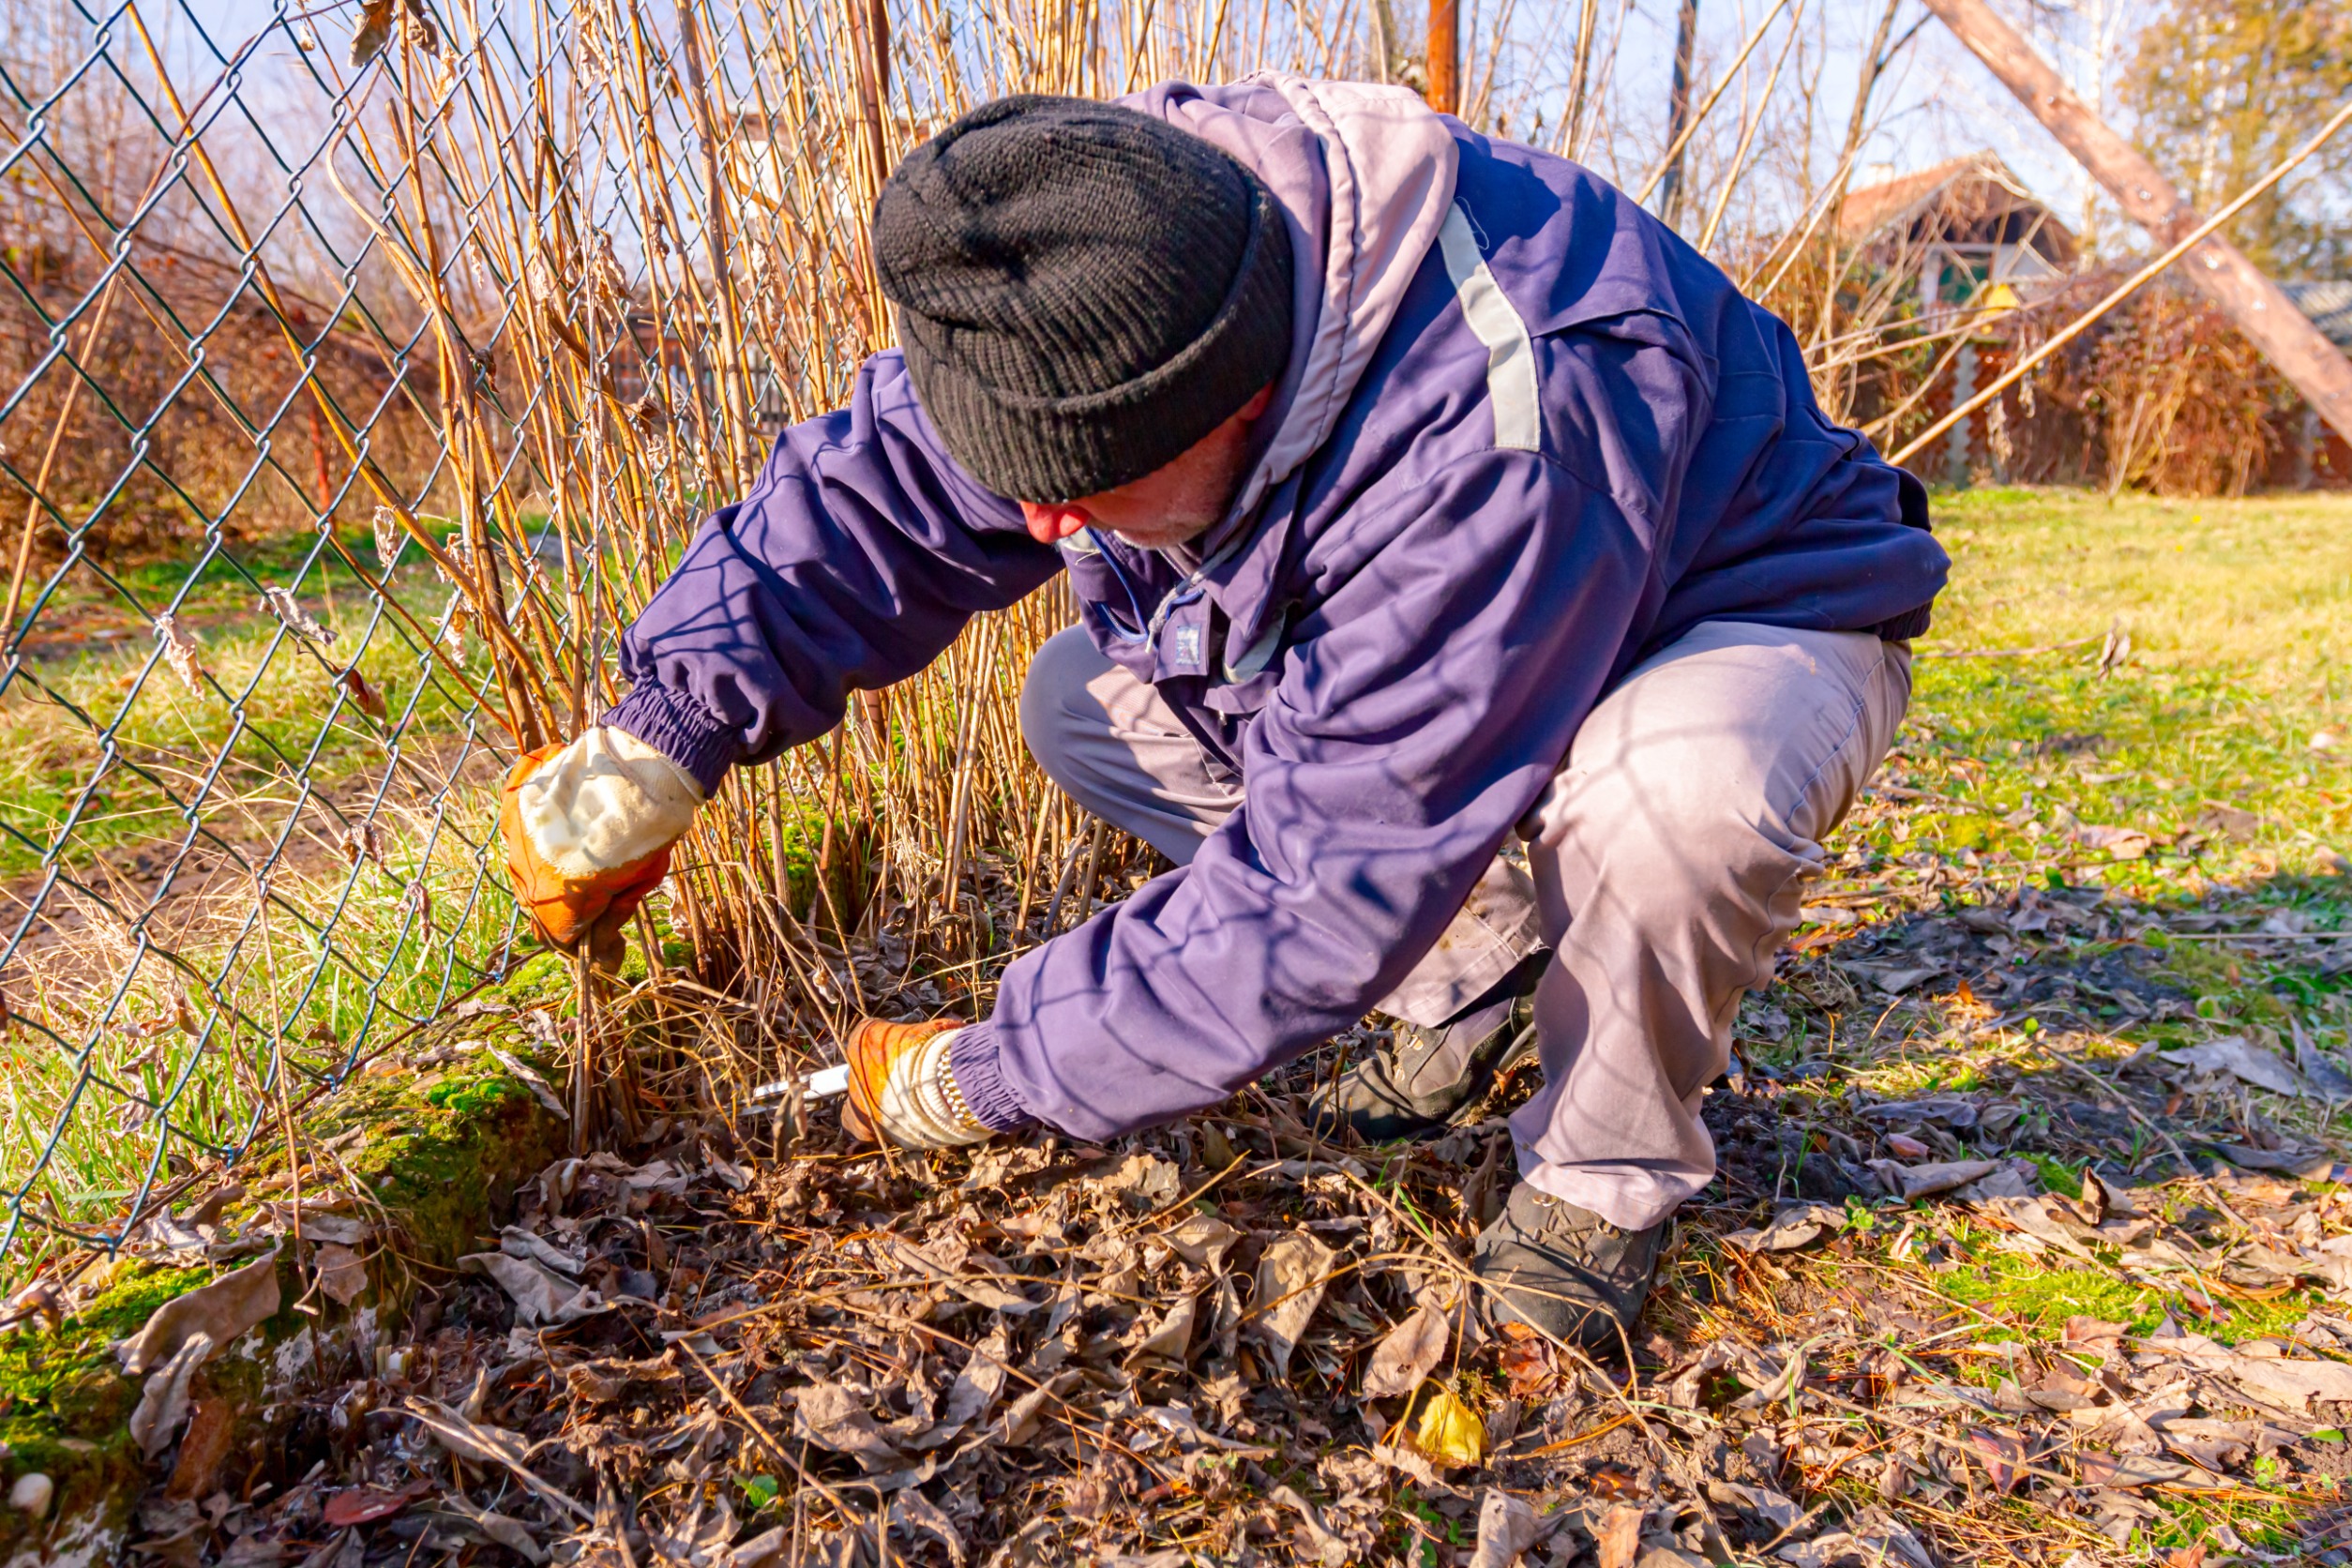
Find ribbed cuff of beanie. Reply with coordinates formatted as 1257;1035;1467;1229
604;686;742;797
947;1021;1036;1133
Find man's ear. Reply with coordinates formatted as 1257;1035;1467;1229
1019;501;1093;544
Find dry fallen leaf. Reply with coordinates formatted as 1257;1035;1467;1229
1362;1303;1449;1399
2078;1453;2189;1489
2161;1036;2309;1097
118;1249;281;1375
1467;1489;1541;1568
322;1485;427;1529
1124;1292;1199;1370
406;1399;593;1522
339;666;387;720
912;1324;1011;1449
128;1331;212;1458
370;505;405;571
349;0;395;65
1251;1229;1334;1381
262;584;335;645
882;1236;1035;1315
2077;823;2152;860
1974;1195;2103;1262
727;1529;788;1568
488;1047;571;1121
1269;1485;1355;1568
2211;1349;2352;1410
1498;1332;1557;1399
458;1251;600;1325
1411;1385;1486;1469
313;1244;368;1307
2074;1166;2111;1224
1967;1427;2024;1494
989;1371;1082;1447
440;1497;546;1563
1724;1201;1843;1253
793;1383;904;1471
887;1489;965;1567
1094;1152;1181;1211
1160;1212;1243;1272
1594;1500;1643;1568
343;822;388;869
1865;1157;1998;1200
154;614;206;692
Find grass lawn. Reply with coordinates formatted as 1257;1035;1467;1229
1802;484;2352;1090
1631;487;2352;1558
0;520;496;883
1892;484;2352;895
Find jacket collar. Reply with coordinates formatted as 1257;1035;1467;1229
1109;75;1460;674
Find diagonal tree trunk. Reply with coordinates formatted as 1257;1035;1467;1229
1921;0;2352;444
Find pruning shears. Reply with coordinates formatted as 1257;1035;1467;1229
747;1063;850;1107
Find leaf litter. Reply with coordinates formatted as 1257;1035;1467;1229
98;762;2352;1566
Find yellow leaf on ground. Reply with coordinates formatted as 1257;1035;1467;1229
1412;1386;1485;1469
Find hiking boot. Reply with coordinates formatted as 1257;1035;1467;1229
1472;1181;1666;1351
1307;957;1545;1143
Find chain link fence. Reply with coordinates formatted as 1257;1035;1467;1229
0;0;569;1279
0;0;1296;1284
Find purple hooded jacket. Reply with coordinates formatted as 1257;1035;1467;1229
603;78;1948;1141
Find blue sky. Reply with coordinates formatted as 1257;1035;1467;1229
53;0;2181;261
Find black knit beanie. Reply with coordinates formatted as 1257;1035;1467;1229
872;96;1295;503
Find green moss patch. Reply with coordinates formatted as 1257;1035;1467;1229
0;1047;565;1561
0;1264;204;1467
339;1055;565;1271
1937;1238;2318;1346
0;1262;219;1562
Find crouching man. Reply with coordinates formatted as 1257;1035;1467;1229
498;79;1946;1349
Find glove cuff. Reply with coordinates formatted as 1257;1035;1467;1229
516;726;703;880
945;1020;1035;1132
871;1027;991;1149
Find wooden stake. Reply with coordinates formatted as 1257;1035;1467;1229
1656;0;1700;223
1425;0;1458;115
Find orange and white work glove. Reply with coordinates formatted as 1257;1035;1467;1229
499;727;703;971
841;1018;991;1149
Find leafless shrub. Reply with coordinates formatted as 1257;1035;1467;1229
2022;279;2293;499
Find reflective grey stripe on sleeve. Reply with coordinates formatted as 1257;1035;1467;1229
1436;204;1542;453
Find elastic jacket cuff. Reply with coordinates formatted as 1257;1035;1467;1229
1872;602;1935;641
604;685;742;796
947;1021;1035;1132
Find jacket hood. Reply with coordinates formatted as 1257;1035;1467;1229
1118;76;1459;535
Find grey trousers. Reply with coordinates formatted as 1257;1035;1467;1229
1018;620;1911;1229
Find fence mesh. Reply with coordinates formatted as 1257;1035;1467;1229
0;0;1331;1284
0;0;553;1279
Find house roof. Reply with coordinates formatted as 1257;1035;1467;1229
1837;151;2076;264
2282;281;2352;352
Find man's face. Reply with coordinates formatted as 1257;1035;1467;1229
1018;385;1274;550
